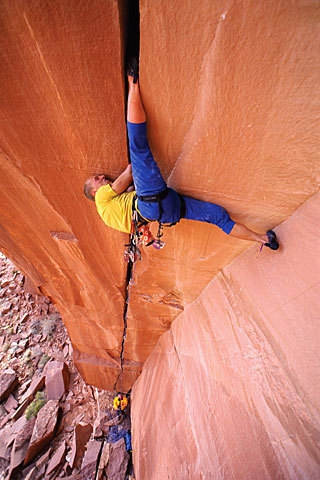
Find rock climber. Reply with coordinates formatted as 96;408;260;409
113;393;129;412
84;59;279;252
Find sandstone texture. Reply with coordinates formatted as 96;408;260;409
0;0;131;390
24;399;60;465
0;370;19;402
132;193;320;479
45;360;69;400
1;0;320;479
131;0;320;478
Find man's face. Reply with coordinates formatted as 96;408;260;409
87;174;111;199
90;174;110;190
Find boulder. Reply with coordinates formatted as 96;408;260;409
45;360;69;400
22;466;37;480
0;369;18;402
11;374;45;421
24;399;59;465
46;440;67;476
97;441;110;480
4;415;28;449
4;394;18;413
68;422;93;470
80;440;102;478
7;417;36;479
105;438;129;480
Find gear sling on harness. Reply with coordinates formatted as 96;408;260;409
124;189;186;263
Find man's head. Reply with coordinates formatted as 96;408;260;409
83;174;112;201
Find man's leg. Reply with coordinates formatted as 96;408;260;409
126;75;167;198
127;75;278;248
181;195;278;248
229;223;268;244
127;75;146;124
230;224;279;249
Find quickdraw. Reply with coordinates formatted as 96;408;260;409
124;209;165;263
123;191;185;263
124;208;142;263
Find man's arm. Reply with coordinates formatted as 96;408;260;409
111;164;133;194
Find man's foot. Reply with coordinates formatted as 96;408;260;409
264;230;279;250
127;57;139;83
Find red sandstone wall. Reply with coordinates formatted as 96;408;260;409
132;193;320;479
122;0;320;374
1;0;320;477
129;0;320;478
0;0;132;389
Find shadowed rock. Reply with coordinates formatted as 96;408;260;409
7;417;36;479
46;440;67;476
106;438;130;480
0;370;18;402
80;440;102;478
69;422;93;470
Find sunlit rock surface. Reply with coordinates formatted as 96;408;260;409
1;0;320;477
132;193;320;479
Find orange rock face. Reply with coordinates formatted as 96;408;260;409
129;1;320;477
132;194;320;479
1;0;320;477
0;0;131;390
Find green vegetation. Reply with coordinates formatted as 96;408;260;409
38;353;51;369
25;391;47;420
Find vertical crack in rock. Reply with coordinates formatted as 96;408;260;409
115;261;133;392
115;0;140;393
125;0;140;62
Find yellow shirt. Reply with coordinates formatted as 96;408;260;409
113;395;129;411
95;185;136;234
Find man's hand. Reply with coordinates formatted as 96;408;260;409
111;164;134;194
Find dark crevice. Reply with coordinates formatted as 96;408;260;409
125;0;140;63
115;0;140;394
124;0;140;162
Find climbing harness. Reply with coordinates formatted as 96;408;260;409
124;191;186;263
124;195;164;263
123;207;156;263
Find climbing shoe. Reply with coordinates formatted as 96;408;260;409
127;57;139;83
264;230;279;250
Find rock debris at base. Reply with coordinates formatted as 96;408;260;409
0;253;134;479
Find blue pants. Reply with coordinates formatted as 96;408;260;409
127;121;235;234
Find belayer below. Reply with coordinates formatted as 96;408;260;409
84;58;279;261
